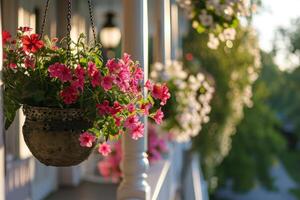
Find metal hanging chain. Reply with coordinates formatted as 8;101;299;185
88;0;97;43
66;0;72;66
40;0;50;39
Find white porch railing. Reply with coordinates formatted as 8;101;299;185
80;141;209;200
183;153;210;200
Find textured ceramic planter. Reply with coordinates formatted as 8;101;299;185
22;105;94;166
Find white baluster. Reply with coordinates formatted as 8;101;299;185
117;0;150;199
0;1;6;199
154;0;171;64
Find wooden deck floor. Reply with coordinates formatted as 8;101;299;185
44;181;117;200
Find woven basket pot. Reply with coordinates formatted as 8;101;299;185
22;105;94;167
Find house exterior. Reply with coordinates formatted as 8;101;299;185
0;0;208;199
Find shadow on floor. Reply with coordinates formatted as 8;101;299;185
44;181;117;200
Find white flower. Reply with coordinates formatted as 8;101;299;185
207;33;220;49
223;28;236;41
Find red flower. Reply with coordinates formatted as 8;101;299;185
9;63;17;69
113;116;123;127
22;34;44;53
110;101;123;115
2;31;11;44
60;86;78;104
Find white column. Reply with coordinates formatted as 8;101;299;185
0;1;6;199
154;0;171;64
117;0;150;200
170;0;180;60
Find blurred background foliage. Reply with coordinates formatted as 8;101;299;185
182;17;300;198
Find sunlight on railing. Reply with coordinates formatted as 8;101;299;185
6;158;32;199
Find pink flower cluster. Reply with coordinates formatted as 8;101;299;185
98;142;122;182
48;64;86;104
79;132;112;157
147;123;168;163
98;123;168;182
76;54;170;156
2;28;171;159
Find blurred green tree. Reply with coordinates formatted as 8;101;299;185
216;52;286;192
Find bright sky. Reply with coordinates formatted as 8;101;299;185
252;0;300;70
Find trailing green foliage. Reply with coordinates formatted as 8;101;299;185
183;26;260;190
216;60;286;191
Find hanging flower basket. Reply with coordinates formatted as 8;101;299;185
2;1;170;167
22;106;94;166
2;27;170;166
177;0;258;49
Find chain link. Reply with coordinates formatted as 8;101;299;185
66;0;72;66
40;0;95;65
88;0;97;43
40;0;50;39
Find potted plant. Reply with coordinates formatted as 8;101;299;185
177;0;257;49
150;61;214;141
2;28;170;166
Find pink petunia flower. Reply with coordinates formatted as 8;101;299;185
131;122;144;140
79;132;96;148
101;76;114;91
140;102;152;116
122;53;132;65
98;143;112;156
153;108;164;125
106;59;120;73
152;84;171;105
96;100;111;115
88;61;101;87
72;65;85;91
48;63;72;83
133;66;143;80
110;101;123;115
60;86;78;104
127;103;135;113
145;80;153;90
124;115;139;130
113;116;123;127
75;64;85;80
98;160;112;178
